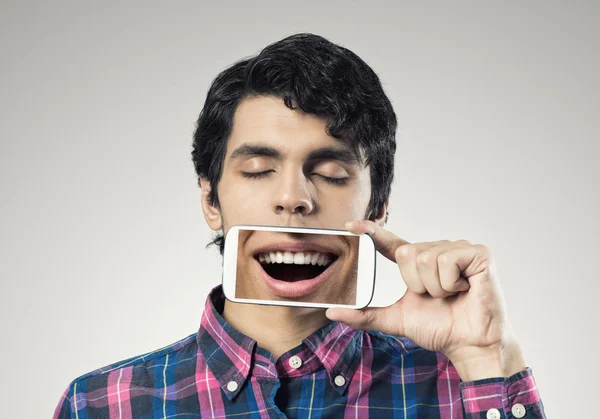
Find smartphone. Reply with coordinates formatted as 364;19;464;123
222;225;376;309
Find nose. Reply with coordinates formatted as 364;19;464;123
272;169;314;217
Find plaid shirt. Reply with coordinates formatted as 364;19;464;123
53;285;546;418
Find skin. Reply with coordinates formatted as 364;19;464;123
201;95;527;379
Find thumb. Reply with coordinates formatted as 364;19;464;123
325;306;403;336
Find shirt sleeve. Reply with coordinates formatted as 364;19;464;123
460;368;546;418
52;384;73;419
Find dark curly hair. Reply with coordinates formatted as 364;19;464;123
191;33;397;254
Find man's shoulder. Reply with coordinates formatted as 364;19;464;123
64;332;198;394
362;329;455;378
363;329;424;355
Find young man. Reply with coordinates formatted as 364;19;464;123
54;33;546;418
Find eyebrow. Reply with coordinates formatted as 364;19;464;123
229;143;362;165
229;144;281;160
307;147;361;166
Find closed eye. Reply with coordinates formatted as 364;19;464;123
242;171;348;185
313;174;349;185
241;170;274;179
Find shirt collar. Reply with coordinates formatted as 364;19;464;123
196;285;256;400
196;285;362;398
301;320;362;395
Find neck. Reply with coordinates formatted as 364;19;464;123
222;299;331;359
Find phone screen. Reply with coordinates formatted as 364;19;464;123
233;228;361;305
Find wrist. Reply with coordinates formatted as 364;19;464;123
449;339;527;381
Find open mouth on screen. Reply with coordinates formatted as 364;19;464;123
255;251;337;282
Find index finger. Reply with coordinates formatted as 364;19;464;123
345;220;410;262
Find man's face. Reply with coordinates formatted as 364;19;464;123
202;95;376;303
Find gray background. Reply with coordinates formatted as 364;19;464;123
1;1;598;417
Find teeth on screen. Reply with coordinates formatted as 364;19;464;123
310;252;319;265
283;251;294;264
257;251;331;266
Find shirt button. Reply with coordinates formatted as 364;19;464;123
486;408;501;419
289;355;303;369
512;403;526;418
334;375;346;387
226;381;238;392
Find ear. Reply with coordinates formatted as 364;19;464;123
199;178;223;231
373;201;389;227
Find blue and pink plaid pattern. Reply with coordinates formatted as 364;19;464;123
53;285;545;418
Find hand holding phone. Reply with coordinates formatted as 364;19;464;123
222;225;376;309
